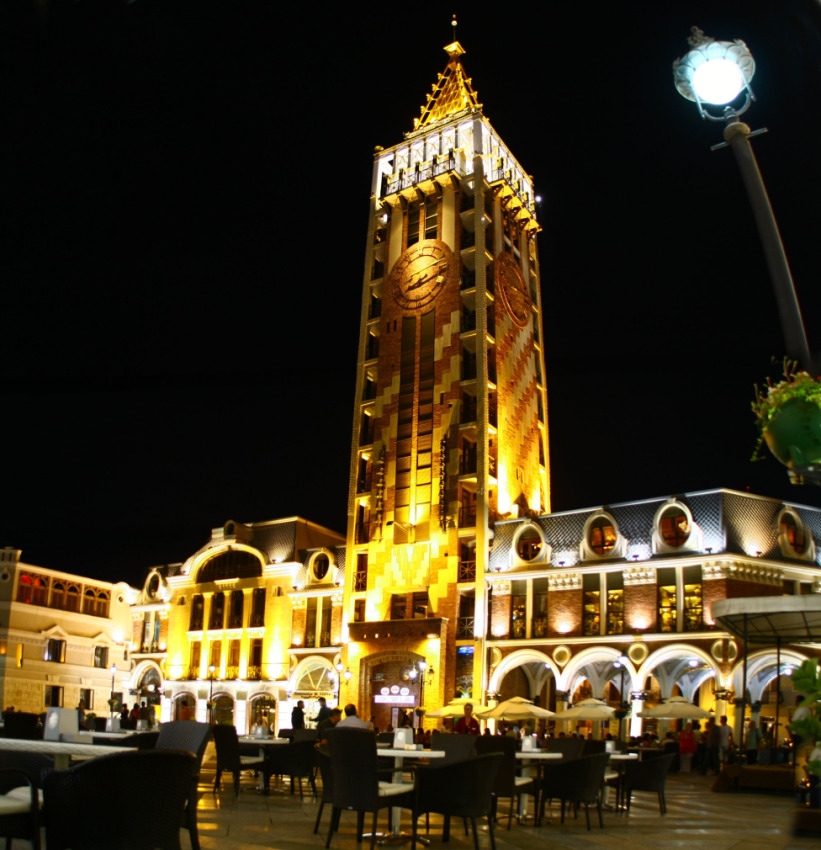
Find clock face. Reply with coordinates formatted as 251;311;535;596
389;240;457;311
495;254;531;328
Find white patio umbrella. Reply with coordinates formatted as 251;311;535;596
551;704;615;722
638;697;710;720
426;698;490;718
476;696;554;720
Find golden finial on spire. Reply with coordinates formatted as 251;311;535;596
413;18;481;130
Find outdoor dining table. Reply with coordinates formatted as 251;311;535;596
515;750;563;819
377;747;445;842
606;751;639;810
238;735;290;791
0;737;132;769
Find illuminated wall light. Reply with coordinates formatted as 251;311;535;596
627;544;652;561
631;616;649;631
553;551;578;567
556;621;572;635
491;624;506;638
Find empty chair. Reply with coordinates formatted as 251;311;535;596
619;752;675;814
546;736;585;760
43;749;195;850
0;759;48;850
544;752;610;831
212;724;265;794
314;747;335;835
412;752;503;850
430;732;477;764
156;721;211;850
264;739;317;798
325;728;414;850
475;735;535;829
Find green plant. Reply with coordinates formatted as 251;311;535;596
751;359;821;462
788;659;821;779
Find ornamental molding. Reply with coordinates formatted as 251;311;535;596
547;572;581;591
489;580;511;595
702;561;783;585
623;566;655;586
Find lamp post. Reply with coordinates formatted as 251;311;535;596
673;27;814;374
208;664;216;724
335;660;344;707
613;655;628;741
108;664;117;721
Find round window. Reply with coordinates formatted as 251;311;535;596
660;506;690;547
312;554;330;581
516;527;542;561
588;517;616;556
780;512;806;554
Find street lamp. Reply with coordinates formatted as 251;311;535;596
673;27;814;374
108;664;117;721
208;664;217;723
613;655;629;741
335;660;344;707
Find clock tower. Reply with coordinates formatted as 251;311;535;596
342;38;550;721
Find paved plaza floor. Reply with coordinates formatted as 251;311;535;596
190;757;821;850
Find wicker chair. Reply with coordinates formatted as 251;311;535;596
541;752;610;830
43;749;196;850
314;747;335;835
618;752;675;814
156;721;211;850
475;736;535;829
325;728;414;850
430;732;477;764
0;765;45;850
546;736;586;760
411;752;503;850
212;724;266;794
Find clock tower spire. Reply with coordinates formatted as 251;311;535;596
341;37;550;722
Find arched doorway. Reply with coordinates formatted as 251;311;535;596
213;694;234;726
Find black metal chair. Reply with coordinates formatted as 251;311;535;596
547;736;586;760
430;731;477;763
545;752;610;831
618;752;675;814
265;739;318;798
212;724;266;794
43;749;195;850
0;768;43;850
93;731;159;750
314;747;335;835
325;728;414;850
156;721;211;850
475;735;535;829
411;752;503;850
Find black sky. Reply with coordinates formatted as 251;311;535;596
4;0;821;587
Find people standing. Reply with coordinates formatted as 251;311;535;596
311;697;332;726
455;703;480;735
291;700;305;730
745;719;762;764
718;715;733;766
679;722;696;773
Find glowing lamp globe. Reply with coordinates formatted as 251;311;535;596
673;28;755;114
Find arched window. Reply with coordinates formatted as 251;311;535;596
65;584;80;613
516;526;543;561
780;512;806;554
198;548;262;583
660;505;690;547
312;554;330;581
588;517;616;556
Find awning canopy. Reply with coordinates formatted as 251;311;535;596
712;595;821;645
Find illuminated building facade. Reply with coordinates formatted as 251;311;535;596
0;547;135;716
338;40;550;728
132;517;345;728
482;488;821;742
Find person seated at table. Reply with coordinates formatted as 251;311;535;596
337;704;371;729
455;703;480;735
317;708;342;743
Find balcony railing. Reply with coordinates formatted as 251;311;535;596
458;560;476;582
382;153;466;197
246;665;262;681
456;616;474;639
225;665;240;680
354;570;368;592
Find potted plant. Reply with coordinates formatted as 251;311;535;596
788;659;821;809
752;360;821;485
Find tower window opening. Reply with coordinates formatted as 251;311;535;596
780;511;806;554
588;517;616;556
660;506;690;547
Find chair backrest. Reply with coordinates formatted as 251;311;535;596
546;737;585;760
315;747;334;804
582;739;606;755
416;752;503;819
0;751;54;791
328;727;380;811
211;724;241;770
555;753;610;805
431;731;477;764
474;735;518;795
2;713;41;740
623;752;675;793
293;728;318;744
43;749;196;850
156;721;212;768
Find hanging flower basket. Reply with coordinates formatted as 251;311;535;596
753;361;821;485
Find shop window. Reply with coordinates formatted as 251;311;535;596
606;574;624;634
683;565;702;631
657;567;677;633
583;574;601;637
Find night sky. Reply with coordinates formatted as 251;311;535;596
4;0;821;588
